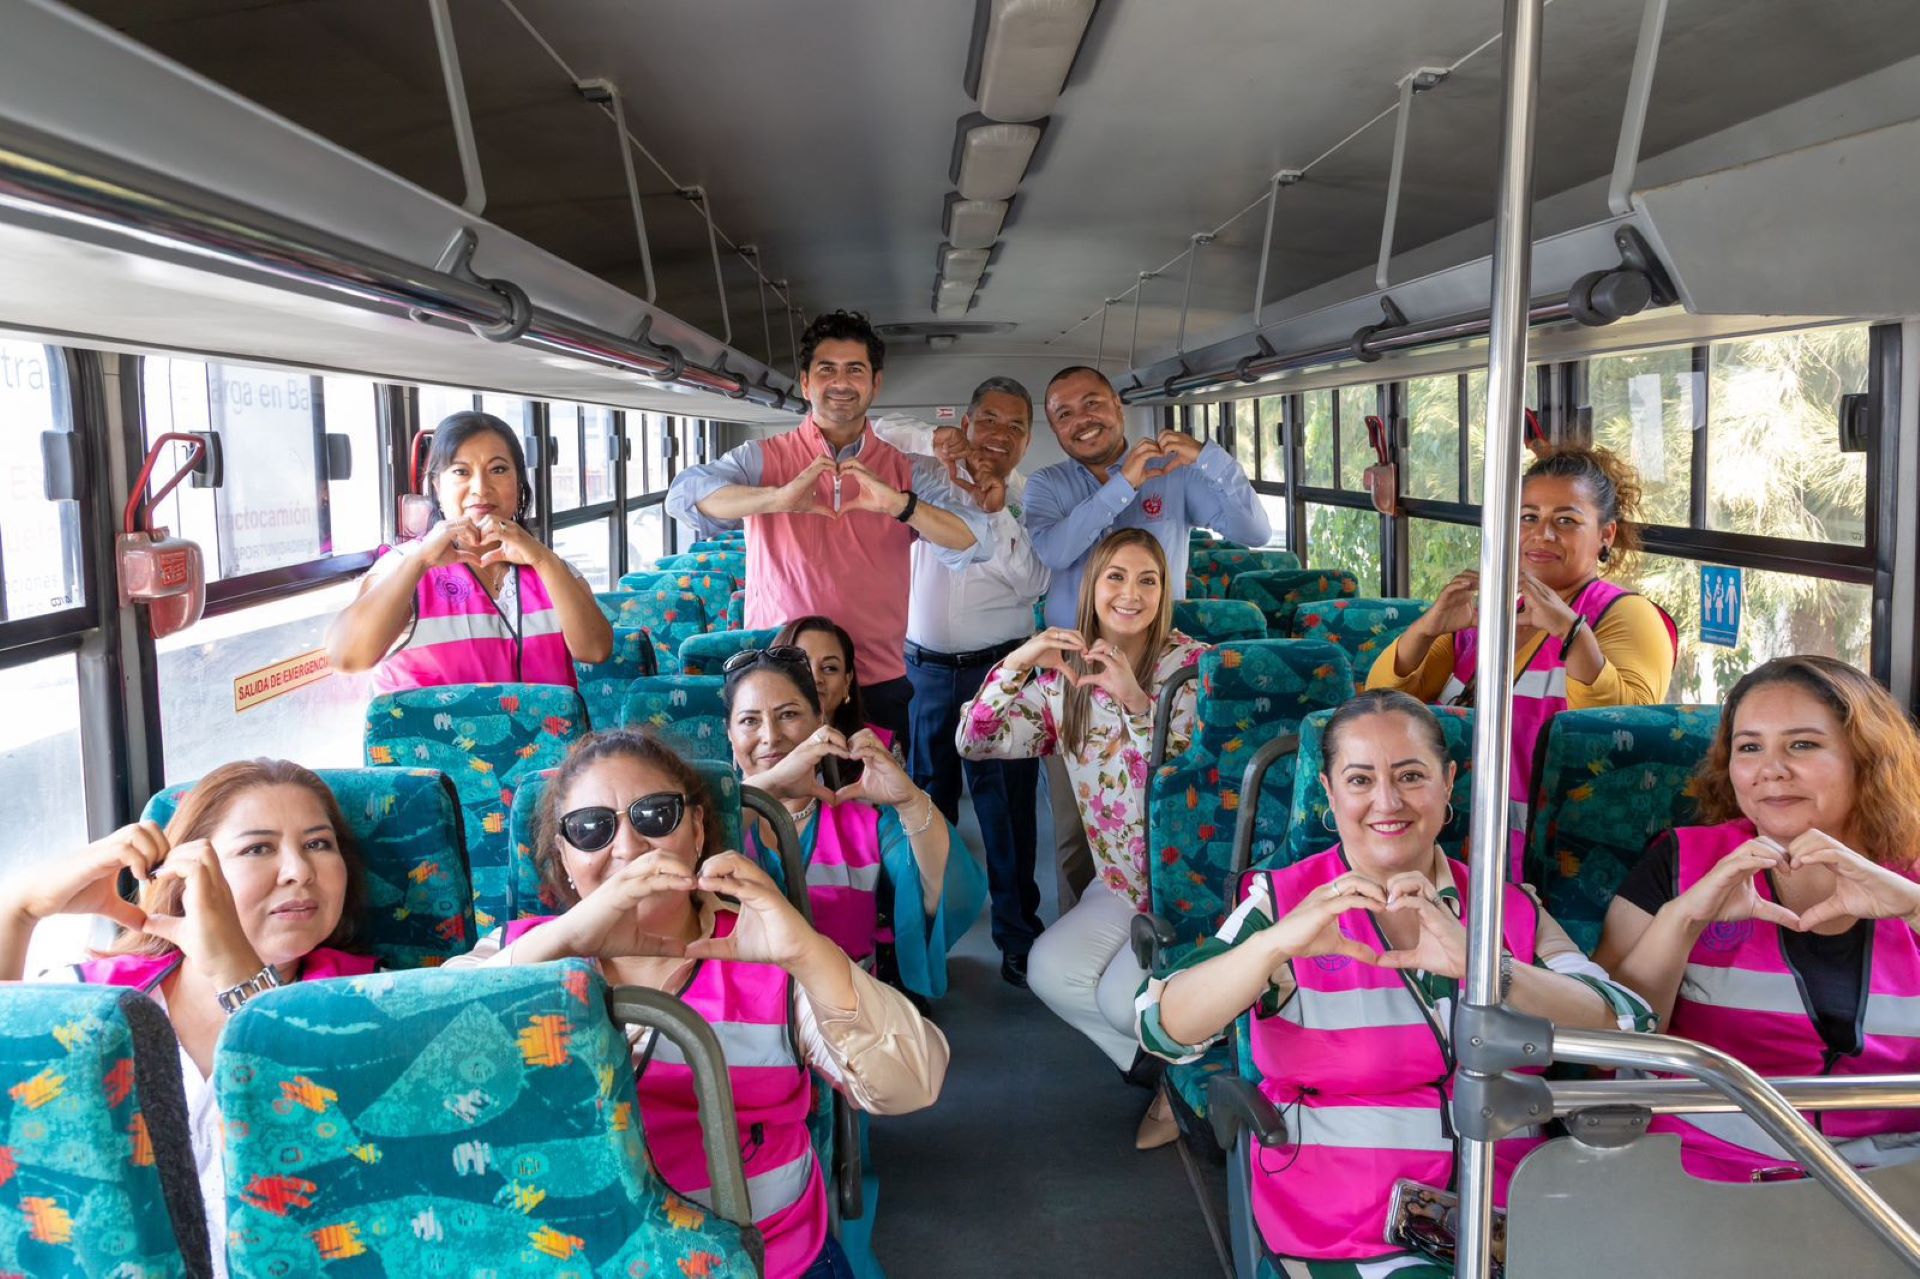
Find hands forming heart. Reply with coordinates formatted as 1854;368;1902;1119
1073;638;1152;715
1121;433;1201;488
774;454;907;520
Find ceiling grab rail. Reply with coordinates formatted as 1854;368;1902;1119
425;0;486;216
1094;297;1114;370
1450;0;1545;1274
745;246;775;367
781;284;800;380
1128;270;1154;370
1376;68;1451;291
1251;169;1303;328
575;78;658;304
683;186;733;348
0;116;796;410
1548;1029;1920;1270
1608;0;1672;216
1176;233;1212;355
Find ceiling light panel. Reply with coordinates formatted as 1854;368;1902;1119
976;0;1096;123
940;245;991;284
957;123;1041;201
946;199;1009;250
934;276;976;315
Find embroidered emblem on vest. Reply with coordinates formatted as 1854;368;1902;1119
437;574;472;604
1702;920;1753;952
1311;954;1354;972
1143;494;1164;517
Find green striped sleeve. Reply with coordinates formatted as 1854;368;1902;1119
1136;877;1289;1063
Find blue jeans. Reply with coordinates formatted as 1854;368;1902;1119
798;1234;857;1279
905;644;1042;958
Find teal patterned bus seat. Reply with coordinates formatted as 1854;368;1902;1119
655;550;746;580
617;677;732;764
619;570;732;640
727;590;746;631
1146;641;1353;1118
680;628;779;678
505;758;744;920
1270;704;1478;872
364;684;585;934
143;767;477;969
1524;705;1722;953
1171;599;1267;644
0;984;207;1278
1149;640;1355;947
575;626;659;731
1187;548;1302;599
1228;568;1360;633
687;537;744;554
217;961;756;1279
594;589;709;674
1289;597;1430;671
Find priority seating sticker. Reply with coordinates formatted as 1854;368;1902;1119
233;650;332;712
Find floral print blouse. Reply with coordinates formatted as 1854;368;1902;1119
957;631;1206;910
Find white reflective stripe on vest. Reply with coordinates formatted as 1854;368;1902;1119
520;608;564;638
1679;964;1809;1017
1513;666;1568;700
682;1149;816;1221
1280;983;1431;1032
1863;993;1920;1040
1508;799;1529;834
1439;675;1468;704
1294;1104;1454;1153
806;860;882;893
651;1019;797;1071
410;611;519;650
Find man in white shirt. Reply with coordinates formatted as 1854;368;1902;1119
875;378;1048;988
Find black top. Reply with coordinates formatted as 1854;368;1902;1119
1619;831;1870;1057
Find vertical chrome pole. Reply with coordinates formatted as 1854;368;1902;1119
1456;0;1544;1275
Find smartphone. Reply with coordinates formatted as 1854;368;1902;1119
1386;1180;1507;1271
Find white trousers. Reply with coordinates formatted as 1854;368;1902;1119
1028;883;1145;1071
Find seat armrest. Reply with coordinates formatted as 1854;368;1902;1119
1130;911;1178;973
834;1095;864;1220
1208;1074;1288;1151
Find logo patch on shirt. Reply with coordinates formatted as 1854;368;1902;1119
1701;920;1753;952
1142;494;1164;518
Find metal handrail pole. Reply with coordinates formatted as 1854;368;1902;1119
1554;1027;1920;1268
1455;0;1545;1275
740;786;813;924
0;116;793;410
1608;0;1671;216
425;0;486;215
606;987;756;1234
1551;1073;1920;1116
1253;172;1281;326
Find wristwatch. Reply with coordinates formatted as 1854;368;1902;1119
894;489;920;523
216;965;284;1015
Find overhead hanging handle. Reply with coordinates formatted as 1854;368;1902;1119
123;433;208;535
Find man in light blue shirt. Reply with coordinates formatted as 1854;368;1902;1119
1025;366;1271;628
1022;365;1271;907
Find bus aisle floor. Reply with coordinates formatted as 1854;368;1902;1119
871;792;1228;1277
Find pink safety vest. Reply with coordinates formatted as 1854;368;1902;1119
76;946;378;990
504;914;824;1279
745;420;917;685
801;802;885;965
1652;820;1920;1181
1248;847;1542;1261
372;543;578;693
1442;577;1676;879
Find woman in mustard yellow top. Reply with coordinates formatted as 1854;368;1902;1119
1368;447;1677;877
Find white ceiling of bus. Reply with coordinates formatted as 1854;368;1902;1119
51;0;1920;375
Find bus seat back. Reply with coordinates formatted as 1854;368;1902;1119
1228;568;1359;633
143;766;477;969
363;683;585;933
576;626;660;730
596;588;709;673
1275;704;1477;871
618;570;731;641
1290;597;1430;669
1188;548;1302;599
679;628;779;678
1172;598;1268;644
617;676;731;764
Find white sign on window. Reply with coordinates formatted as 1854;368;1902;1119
207;364;325;574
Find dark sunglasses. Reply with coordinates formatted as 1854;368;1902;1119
558;792;686;851
721;644;812;675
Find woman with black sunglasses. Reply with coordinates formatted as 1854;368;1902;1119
446;729;948;1279
722;647;986;1002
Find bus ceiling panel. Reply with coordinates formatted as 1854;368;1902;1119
0;0;797;413
1635;115;1920;319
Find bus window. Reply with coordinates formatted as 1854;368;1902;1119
1300;390;1334;488
0;339;83;621
140;358;379;578
1409;518;1481;602
416;384;477;430
0;654;93;972
1590;346;1697;528
156;579;370;782
583;406;614;505
1706;325;1867;545
628;505;666;570
1307;503;1380;595
1337;386;1375;491
1464;367;1540;504
1228;401;1256;478
321;376;383;555
553;523;611;590
549;402;582;513
1405;374;1462;502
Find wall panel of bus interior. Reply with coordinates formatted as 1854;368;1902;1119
2;0;1920;1275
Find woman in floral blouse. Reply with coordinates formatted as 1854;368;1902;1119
958;527;1205;1146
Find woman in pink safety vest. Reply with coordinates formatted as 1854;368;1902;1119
722;649;985;1001
326;411;613;692
1368;448;1677;879
773;616;898;755
0;759;379;1279
1141;693;1651;1276
445;729;948;1279
1600;656;1920;1183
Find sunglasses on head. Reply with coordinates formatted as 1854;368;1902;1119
558;792;686;851
722;644;812;675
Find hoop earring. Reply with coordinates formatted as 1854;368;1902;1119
1598;544;1612;564
1444;802;1456;827
1321;808;1337;833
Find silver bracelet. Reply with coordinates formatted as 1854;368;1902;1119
902;796;938;838
216;964;283;1016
